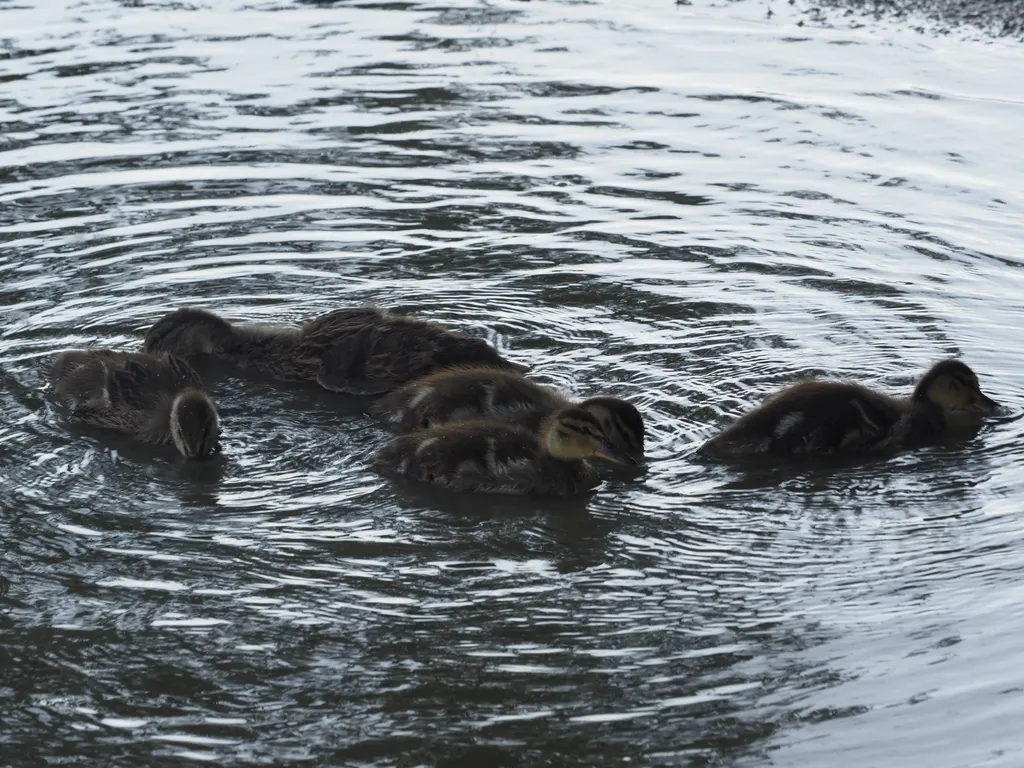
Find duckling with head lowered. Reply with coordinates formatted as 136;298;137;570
49;350;220;459
374;406;630;495
699;359;997;459
370;366;645;465
143;307;524;395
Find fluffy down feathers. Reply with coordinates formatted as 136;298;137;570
699;359;996;459
371;366;644;463
49;349;220;459
143;307;525;395
374;417;602;496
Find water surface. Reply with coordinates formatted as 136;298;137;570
2;0;1024;765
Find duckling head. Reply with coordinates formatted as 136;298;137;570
144;308;233;356
579;397;645;465
543;407;633;465
913;359;997;418
169;389;221;459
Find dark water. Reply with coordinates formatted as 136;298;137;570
2;0;1024;765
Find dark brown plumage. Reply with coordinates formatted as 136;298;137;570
374;406;627;495
142;307;525;395
699;359;997;459
49;350;220;459
369;366;645;464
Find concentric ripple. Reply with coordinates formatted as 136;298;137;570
2;0;1024;766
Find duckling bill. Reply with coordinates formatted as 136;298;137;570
699;359;997;459
49;350;220;460
370;366;645;465
143;306;524;395
374;406;630;496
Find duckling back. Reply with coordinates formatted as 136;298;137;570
698;381;936;458
370;366;563;432
49;349;220;459
52;350;195;412
145;306;524;395
144;307;304;377
373;420;599;496
309;311;525;394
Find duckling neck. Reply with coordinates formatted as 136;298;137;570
907;399;946;442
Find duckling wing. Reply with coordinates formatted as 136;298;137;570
370;367;554;432
364;323;523;387
315;323;401;395
701;382;904;457
49;351;160;422
301;307;384;336
375;421;551;494
310;310;523;394
161;353;205;390
50;351;99;393
50;351;108;409
105;353;202;411
314;320;472;394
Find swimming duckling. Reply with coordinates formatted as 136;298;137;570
49;350;220;460
143;307;524;395
373;406;630;495
370;366;645;464
699;359;997;459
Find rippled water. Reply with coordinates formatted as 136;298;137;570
2;0;1024;765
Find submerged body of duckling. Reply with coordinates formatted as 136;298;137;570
49;350;221;460
370;366;645;464
374;406;630;496
143;307;524;395
699;359;997;459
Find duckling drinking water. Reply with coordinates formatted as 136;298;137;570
370;366;645;464
143;306;524;395
49;350;221;459
373;406;630;495
699;359;997;459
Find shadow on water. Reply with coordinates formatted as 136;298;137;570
695;424;993;491
386;478;597;519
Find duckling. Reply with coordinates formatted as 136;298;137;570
143;306;524;395
373;406;631;495
49;350;220;460
370;366;645;464
699;359;997;459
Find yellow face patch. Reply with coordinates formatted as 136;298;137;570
928;374;995;413
547;415;607;461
